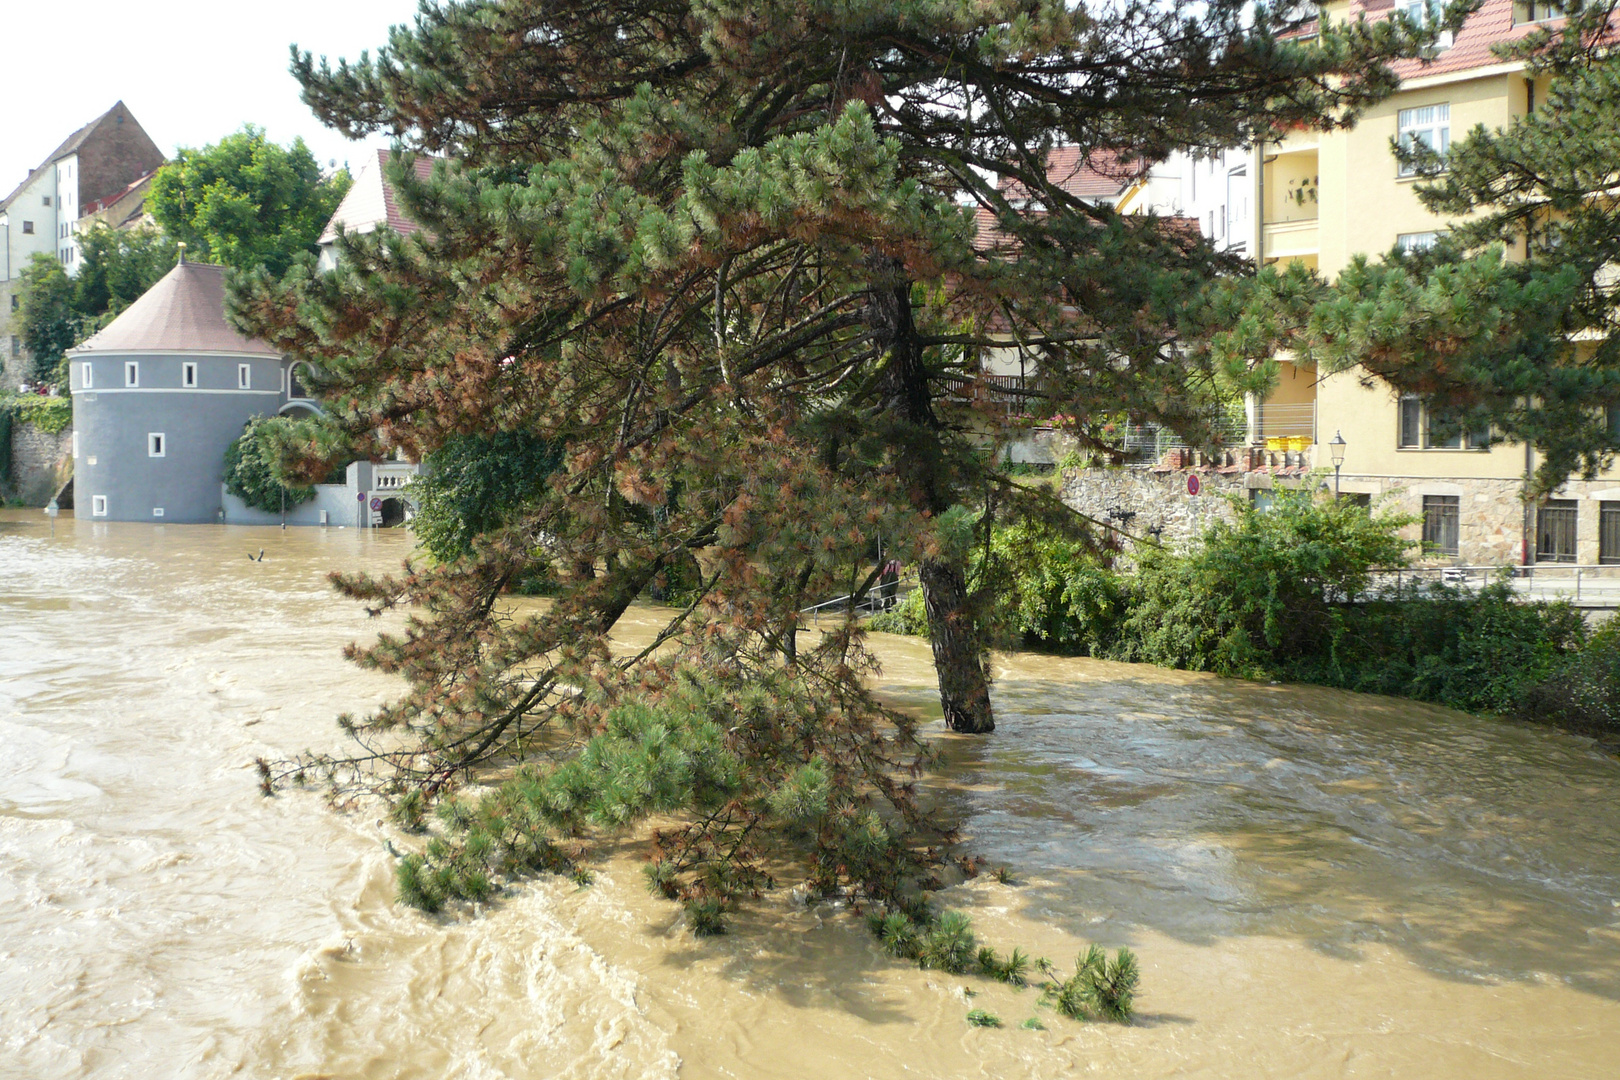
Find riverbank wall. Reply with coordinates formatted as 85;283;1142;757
1060;455;1311;546
2;416;72;507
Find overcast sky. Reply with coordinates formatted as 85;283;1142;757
2;0;424;195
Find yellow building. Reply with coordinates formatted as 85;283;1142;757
1245;0;1604;567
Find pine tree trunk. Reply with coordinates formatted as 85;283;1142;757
866;253;996;735
919;556;994;733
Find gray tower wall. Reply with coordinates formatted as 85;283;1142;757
71;351;285;524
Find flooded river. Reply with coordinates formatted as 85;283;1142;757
4;510;1620;1078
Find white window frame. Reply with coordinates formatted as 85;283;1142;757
1396;232;1440;253
125;361;139;388
1398;104;1451;177
81;362;92;389
92;495;108;517
1399;394;1490;450
183;362;198;388
238;363;251;390
152;508;165;518
1399;2;1454;48
148;432;166;458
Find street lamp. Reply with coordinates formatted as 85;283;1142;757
1329;430;1347;499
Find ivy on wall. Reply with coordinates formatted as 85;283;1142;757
1;396;72;435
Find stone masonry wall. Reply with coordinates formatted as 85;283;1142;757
1061;464;1253;546
7;420;72;506
1064;464;1620;568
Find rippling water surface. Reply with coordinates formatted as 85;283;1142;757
4;509;1619;1078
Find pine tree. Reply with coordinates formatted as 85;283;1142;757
239;0;1447;917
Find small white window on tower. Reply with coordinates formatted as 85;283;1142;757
238;363;251;390
125;361;139;388
148;433;165;458
152;508;165;518
81;362;92;389
92;495;108;517
183;362;198;388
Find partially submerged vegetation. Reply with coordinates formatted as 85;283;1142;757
874;487;1610;737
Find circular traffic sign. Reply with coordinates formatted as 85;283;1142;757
1187;474;1201;496
370;497;383;511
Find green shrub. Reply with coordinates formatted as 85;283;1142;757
411;430;563;562
867;587;928;636
983;517;1124;653
224;417;315;513
1517;619;1620;739
866;516;1121;654
1;395;73;436
900;487;1588;723
1291;580;1584;715
1112;488;1411;676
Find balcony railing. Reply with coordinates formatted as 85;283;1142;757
1251;402;1315;445
1262;218;1319;259
940;372;1052;415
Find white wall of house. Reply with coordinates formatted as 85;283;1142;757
2;169;60;283
1155;147;1257;257
54;153;81;273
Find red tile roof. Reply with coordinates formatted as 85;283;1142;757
319;149;441;244
81;170;156;216
1348;0;1559;80
1000;146;1148;203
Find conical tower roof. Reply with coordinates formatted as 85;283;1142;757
71;261;280;357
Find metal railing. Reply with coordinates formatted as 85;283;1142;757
1367;563;1620;607
800;581;914;621
1252;402;1316;444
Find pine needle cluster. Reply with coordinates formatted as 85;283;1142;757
383;661;937;927
869;904;1135;1023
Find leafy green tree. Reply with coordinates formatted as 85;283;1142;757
14;254;77;385
10;230;178;390
410;430;563;562
73;225;180;321
224;417;315;513
149;126;350;276
238;0;1451;924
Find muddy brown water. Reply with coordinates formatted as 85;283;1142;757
4;510;1620;1078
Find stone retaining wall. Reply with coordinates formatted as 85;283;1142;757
1063;465;1620;568
1060;465;1264;546
6;420;72;506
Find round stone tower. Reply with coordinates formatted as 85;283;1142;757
68;260;286;523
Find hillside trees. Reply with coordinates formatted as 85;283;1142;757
235;0;1454;915
10;229;182;388
148;125;351;276
13;255;77;384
